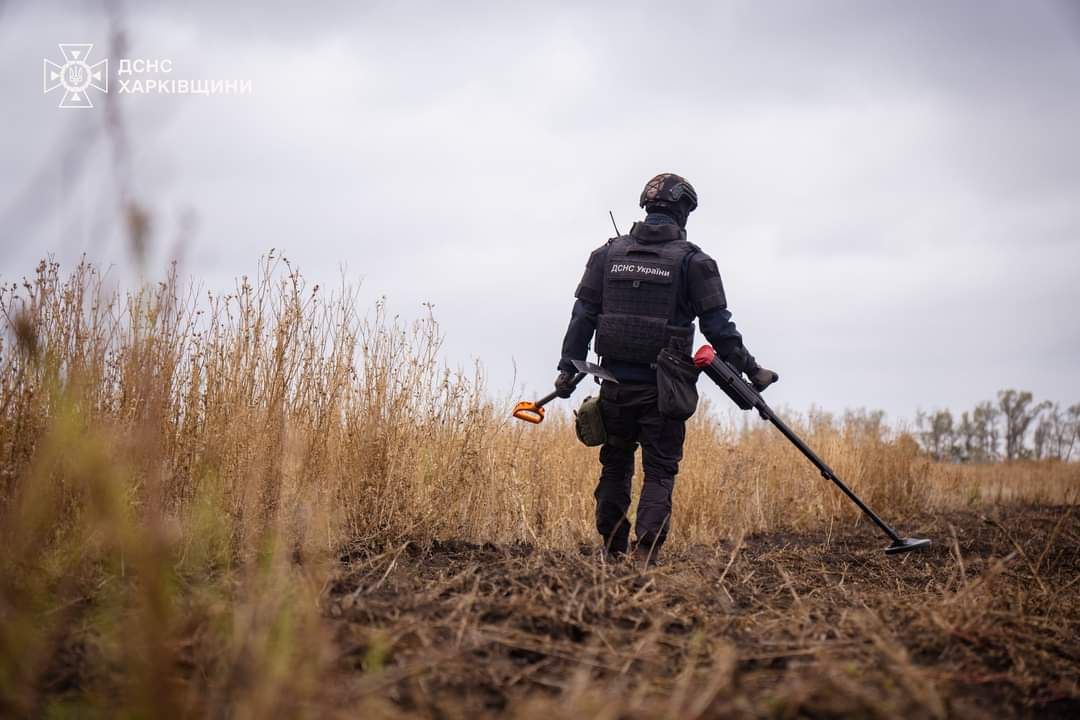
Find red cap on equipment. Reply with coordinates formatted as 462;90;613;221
693;345;716;368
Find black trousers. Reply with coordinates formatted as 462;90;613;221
595;382;686;555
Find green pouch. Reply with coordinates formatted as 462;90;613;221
574;395;607;447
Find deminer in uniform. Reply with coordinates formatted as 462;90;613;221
556;173;779;566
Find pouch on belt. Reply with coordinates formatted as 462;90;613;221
656;346;700;421
574;395;607;447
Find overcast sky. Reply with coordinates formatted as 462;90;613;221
2;0;1079;424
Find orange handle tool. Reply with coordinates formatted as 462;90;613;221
512;400;547;424
511;373;586;424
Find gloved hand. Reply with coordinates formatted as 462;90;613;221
747;366;779;392
554;371;578;398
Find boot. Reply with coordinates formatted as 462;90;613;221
633;542;659;569
599;547;626;564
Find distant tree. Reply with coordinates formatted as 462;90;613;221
1034;409;1053;459
954;411;976;463
1068;404;1080;462
1054;405;1080;462
842;408;888;442
998;390;1050;461
971;401;1001;463
916;395;1075;464
1033;404;1080;461
916;408;955;461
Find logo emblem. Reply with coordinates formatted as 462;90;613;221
43;43;108;108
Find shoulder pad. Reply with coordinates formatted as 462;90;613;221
688;246;720;266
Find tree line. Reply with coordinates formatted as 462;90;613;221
915;390;1079;463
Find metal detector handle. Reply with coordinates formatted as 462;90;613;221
511;373;587;424
692;345;762;412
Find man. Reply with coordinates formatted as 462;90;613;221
555;173;778;566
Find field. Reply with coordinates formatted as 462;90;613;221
1;258;1077;718
327;505;1078;719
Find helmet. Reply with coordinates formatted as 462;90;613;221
639;173;698;212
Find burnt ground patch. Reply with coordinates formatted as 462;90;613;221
327;505;1079;718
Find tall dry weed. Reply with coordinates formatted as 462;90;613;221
0;256;1074;715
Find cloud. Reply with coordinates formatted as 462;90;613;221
1;0;1078;421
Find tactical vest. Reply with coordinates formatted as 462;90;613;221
594;235;696;365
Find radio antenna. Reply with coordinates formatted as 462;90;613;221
608;210;622;237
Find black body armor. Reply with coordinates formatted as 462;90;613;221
594;234;696;365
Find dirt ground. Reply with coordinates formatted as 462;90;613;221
326;505;1079;719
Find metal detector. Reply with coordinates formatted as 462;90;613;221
694;345;931;555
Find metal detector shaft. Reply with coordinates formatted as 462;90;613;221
693;345;914;548
757;405;902;544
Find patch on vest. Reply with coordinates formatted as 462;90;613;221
607;261;674;284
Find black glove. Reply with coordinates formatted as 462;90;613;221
747;366;779;392
554;371;577;398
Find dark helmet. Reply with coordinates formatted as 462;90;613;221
639;173;698;212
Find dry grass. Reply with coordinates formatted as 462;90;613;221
1;257;1076;717
327;505;1079;719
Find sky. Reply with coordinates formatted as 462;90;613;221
2;0;1079;424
